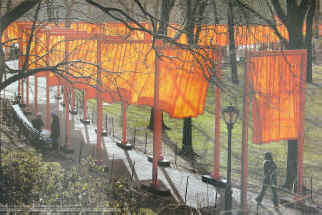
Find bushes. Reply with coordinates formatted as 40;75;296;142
1;150;45;205
0;150;110;207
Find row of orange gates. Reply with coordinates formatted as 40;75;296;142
2;21;307;212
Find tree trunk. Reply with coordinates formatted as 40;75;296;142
147;0;174;131
180;117;194;156
179;0;207;157
0;133;3;203
282;0;315;190
147;108;170;131
283;139;298;190
305;0;316;83
227;0;239;85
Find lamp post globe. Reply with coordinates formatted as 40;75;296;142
222;105;239;215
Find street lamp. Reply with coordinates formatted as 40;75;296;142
222;105;239;215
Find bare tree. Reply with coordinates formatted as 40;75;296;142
227;0;239;85
235;0;316;191
0;0;41;204
176;0;208;157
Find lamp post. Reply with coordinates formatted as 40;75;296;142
222;105;239;215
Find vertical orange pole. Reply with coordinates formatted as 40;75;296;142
64;85;70;148
64;41;70;149
3;33;8;98
240;53;249;214
3;72;6;98
18;28;22;100
212;67;222;179
72;89;75;108
152;41;162;186
18;80;21;98
34;76;38;115
83;89;87;120
122;102;127;144
46;75;50;129
297;51;307;195
96;40;102;163
26;77;29;106
21;79;24;104
46;32;50;130
57;85;60;98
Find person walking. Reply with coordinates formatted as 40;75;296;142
255;152;279;210
31;112;44;132
50;112;60;151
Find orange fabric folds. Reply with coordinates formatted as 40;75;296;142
66;38;98;89
47;34;65;86
136;44;220;118
19;26;48;76
248;50;307;144
1;22;19;47
100;41;152;103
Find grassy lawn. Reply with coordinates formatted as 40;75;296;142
86;63;322;196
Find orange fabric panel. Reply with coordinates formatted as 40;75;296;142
100;41;152;103
34;30;48;67
135;44;220;118
48;35;65;65
70;22;102;33
47;75;61;86
47;34;65;85
69;22;151;40
102;22;151;40
167;24;187;44
198;25;228;46
248;50;307;144
2;22;21;46
85;87;97;100
66;39;98;88
18;26;48;76
84;84;122;103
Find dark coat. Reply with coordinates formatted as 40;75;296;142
263;159;277;184
31;117;44;131
50;114;60;139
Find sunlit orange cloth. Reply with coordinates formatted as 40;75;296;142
135;44;220;118
69;22;151;40
248;50;307;144
47;34;65;86
46;27;95;85
70;22;103;33
84;87;96;100
1;22;20;56
65;38;98;89
83;82;125;103
198;24;228;46
100;40;152;103
103;22;151;40
18;25;49;76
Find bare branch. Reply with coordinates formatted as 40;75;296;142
23;2;42;70
0;0;40;33
235;0;288;46
86;0;152;35
270;0;287;25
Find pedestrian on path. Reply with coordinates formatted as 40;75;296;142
255;152;279;210
50;112;60;151
31;112;44;132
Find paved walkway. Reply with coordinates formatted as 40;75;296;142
5;75;311;214
52;101;307;215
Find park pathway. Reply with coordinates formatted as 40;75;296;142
3;73;308;214
55;100;304;215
